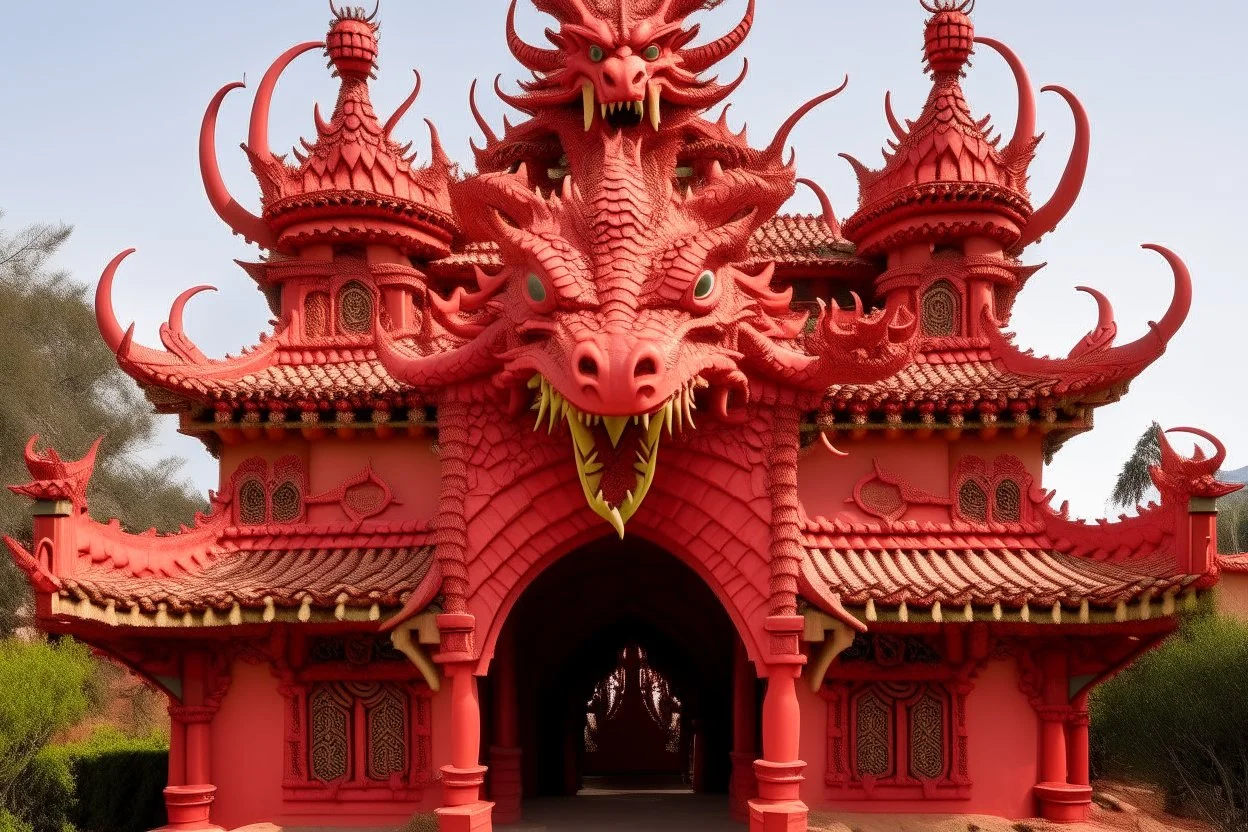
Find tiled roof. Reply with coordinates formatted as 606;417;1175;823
805;544;1196;612
438;213;861;272
59;545;434;615
1218;554;1248;574
826;349;1058;405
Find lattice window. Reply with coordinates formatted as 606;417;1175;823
337;281;373;334
921;280;960;337
957;480;988;522
841;683;957;792
908;691;946;780
854;691;892;778
366;685;408;780
309;686;350;782
238;479;268;525
994;479;1022;522
305;291;331;338
304;682;418;786
271;481;302;523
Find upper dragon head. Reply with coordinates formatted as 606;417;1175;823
501;0;754;131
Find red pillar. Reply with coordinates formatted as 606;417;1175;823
1067;693;1091;789
749;615;808;832
730;641;758;821
1033;650;1091;823
436;613;494;832
161;650;221;832
490;628;522;824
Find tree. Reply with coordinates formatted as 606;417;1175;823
0;212;206;635
1108;421;1163;510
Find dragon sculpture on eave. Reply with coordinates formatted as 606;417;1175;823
377;0;916;536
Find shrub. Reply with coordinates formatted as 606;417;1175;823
0;810;32;832
0;638;93;817
1092;613;1248;831
50;727;168;832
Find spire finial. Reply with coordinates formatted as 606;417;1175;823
921;0;976;75
326;1;380;78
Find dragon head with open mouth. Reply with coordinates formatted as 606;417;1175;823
499;0;754;132
376;117;915;537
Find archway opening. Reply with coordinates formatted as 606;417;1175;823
488;536;740;812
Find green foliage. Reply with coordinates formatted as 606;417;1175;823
46;728;168;832
0;639;93;808
1108;421;1162;510
10;750;73;832
0;211;206;635
1216;489;1248;554
1092;613;1248;831
0;810;32;832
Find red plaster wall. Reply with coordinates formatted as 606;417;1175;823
1217;573;1248;620
307;434;441;523
210;659;449;828
798;437;949;524
800;658;1038;818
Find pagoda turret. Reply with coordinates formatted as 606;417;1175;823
202;2;456;260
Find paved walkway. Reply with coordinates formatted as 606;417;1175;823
496;793;737;831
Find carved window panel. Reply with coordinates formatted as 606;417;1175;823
305;291;331;338
271;481;302;523
826;680;968;801
957;480;988;522
921;280;960;337
284;677;433;802
238;478;268;525
337;281;373;334
994;479;1022;522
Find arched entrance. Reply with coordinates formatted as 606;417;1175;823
486;537;750;826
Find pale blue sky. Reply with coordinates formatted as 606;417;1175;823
3;0;1245;517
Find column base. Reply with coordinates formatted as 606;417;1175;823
748;798;808;832
435;801;495;832
489;746;522;824
153;785;222;832
1035;781;1093;823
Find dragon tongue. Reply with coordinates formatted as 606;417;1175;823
569;408;664;539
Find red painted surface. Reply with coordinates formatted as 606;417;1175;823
5;1;1238;830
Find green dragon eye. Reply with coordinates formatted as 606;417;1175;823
693;270;715;300
526;273;547;304
589;45;605;62
642;44;661;61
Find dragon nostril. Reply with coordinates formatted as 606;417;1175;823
631;70;645;85
578;356;599;378
638;385;655;400
634;357;657;378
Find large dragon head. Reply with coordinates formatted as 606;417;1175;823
376;115;915;537
500;0;753;131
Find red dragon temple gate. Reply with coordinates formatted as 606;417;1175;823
6;1;1236;830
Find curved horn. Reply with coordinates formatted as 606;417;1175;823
469;79;500;145
1067;285;1116;358
507;0;562;73
365;0;380;22
796;178;840;239
764;76;849;160
383;70;422;138
95;249;136;353
659;59;750;108
199;82;278;248
820;432;849;457
1139;244;1191;345
248;41;322;164
1015;85;1090;250
168;285;218;337
973;37;1036;161
884;91;908;143
1163;426;1227;474
680;0;755;74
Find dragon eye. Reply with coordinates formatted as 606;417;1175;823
589;45;605;62
693;270;716;299
642;44;661;61
526;273;547;304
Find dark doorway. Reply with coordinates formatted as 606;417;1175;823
497;537;737;800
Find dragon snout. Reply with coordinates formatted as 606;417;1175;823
571;337;666;415
599;55;648;101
